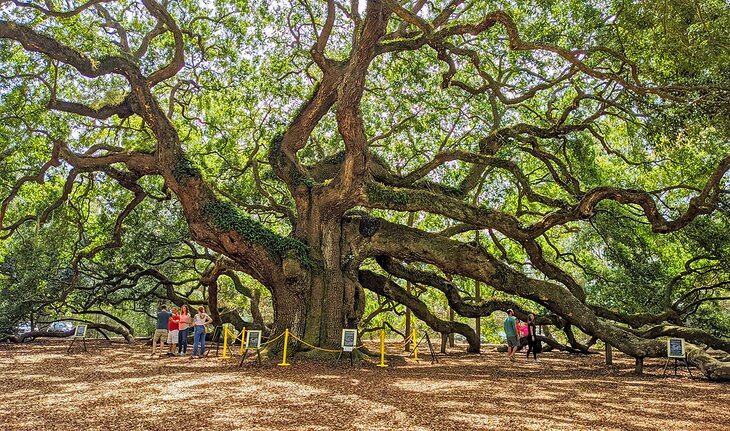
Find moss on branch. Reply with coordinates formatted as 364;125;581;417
202;200;312;267
172;154;201;184
366;182;414;205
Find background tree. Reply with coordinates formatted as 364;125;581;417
0;0;729;378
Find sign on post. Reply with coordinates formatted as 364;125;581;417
67;324;88;353
239;330;263;367
246;330;262;349
341;329;357;352
667;337;685;358
73;324;87;338
663;337;693;377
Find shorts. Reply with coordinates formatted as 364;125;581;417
153;329;168;344
506;335;519;347
167;329;179;344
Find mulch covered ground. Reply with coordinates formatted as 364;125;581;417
1;340;728;430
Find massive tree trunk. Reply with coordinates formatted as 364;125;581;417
259;1;389;352
271;211;363;351
301;218;346;347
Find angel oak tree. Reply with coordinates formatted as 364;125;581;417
1;0;729;378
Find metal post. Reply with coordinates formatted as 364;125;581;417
278;329;291;366
219;324;230;360
412;327;419;361
377;329;388;367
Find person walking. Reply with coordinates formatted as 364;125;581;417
503;309;518;362
191;306;213;359
151;305;172;357
177;305;191;356
525;313;540;361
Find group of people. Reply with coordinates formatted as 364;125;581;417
151;304;214;359
152;304;541;362
503;309;542;362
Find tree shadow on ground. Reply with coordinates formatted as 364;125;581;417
1;342;727;431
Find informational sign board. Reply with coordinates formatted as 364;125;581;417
667;337;685;358
246;330;262;349
73;324;87;338
341;329;357;352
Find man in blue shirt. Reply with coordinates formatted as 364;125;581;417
503;309;518;362
151;305;172;357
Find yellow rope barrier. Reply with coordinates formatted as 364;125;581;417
288;332;342;353
260;331;285;346
395;334;413;346
217;327;413;367
219;325;247;360
228;327;244;342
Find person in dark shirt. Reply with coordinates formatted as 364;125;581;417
525;313;541;362
151;305;172;357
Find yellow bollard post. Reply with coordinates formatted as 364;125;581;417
278;328;291;366
239;327;246;355
377;328;388;367
412;327;419;361
220;324;231;360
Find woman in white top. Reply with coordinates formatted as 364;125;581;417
191;306;213;359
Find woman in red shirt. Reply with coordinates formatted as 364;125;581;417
166;308;180;356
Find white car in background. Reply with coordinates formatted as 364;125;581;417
47;321;74;332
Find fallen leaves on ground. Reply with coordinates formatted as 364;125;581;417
0;340;728;431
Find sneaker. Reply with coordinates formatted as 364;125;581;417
509;356;516;362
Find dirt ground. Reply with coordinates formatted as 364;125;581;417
1;340;728;431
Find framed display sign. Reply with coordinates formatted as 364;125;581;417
67;324;89;353
73;324;87;338
667;337;685;358
246;330;262;350
341;329;357;352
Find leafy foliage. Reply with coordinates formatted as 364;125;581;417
0;0;728;361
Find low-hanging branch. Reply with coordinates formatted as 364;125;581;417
375;255;559;325
349;215;730;379
354;215;668;357
358;269;481;353
635;325;730;354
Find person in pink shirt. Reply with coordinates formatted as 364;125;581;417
166;308;180;357
177;305;191;356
